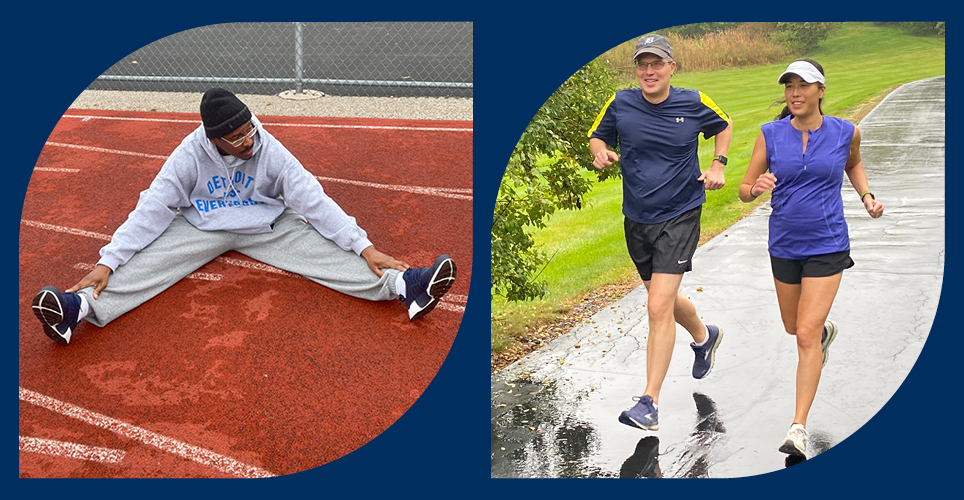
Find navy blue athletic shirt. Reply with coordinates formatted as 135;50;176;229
588;86;731;224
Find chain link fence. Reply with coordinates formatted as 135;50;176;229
89;22;472;98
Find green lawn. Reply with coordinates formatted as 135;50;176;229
491;23;944;354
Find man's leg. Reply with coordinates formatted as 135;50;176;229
669;290;707;344
619;209;709;430
641;272;685;405
235;209;396;301
641;280;721;377
78;214;235;327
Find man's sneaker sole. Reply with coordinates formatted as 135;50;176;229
31;286;71;345
618;412;659;431
822;319;838;367
408;256;457;321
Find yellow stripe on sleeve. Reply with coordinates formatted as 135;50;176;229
587;93;617;138
699;91;731;123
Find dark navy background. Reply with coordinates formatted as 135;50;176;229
8;3;955;496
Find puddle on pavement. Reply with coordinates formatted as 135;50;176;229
492;376;741;478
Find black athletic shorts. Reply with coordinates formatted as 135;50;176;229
624;206;701;282
769;250;855;285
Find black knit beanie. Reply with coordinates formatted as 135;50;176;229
200;88;252;138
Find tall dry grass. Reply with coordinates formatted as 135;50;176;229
599;23;793;76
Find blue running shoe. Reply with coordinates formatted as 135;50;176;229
31;286;82;345
400;255;456;321
691;324;722;379
821;319;838;367
618;395;659;431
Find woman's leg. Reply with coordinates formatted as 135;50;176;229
775;273;843;427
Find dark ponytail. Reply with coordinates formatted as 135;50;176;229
775;58;825;120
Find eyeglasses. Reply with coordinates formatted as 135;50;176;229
635;60;671;70
221;123;257;148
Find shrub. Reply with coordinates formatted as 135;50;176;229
875;22;945;36
492;59;620;301
767;22;839;51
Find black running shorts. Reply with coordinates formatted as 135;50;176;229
769;250;855;285
624;206;701;282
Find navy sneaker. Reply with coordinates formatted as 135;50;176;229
691;324;723;379
618;395;659;431
821;319;838;367
31;286;82;345
400;255;456;321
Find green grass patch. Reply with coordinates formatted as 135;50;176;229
491;23;944;355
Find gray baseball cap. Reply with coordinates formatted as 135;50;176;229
633;34;673;61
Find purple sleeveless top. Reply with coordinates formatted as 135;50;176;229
761;115;854;259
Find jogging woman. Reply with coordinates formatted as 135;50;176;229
738;59;884;457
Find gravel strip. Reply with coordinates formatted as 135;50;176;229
69;89;473;122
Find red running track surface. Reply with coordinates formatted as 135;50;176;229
18;109;472;478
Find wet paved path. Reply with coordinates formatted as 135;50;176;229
491;76;945;478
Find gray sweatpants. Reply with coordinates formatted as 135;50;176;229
78;208;399;327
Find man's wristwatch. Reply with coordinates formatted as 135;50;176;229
713;155;727;166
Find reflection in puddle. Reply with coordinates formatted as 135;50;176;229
661;392;726;478
492;379;730;478
491;378;607;478
620;437;661;478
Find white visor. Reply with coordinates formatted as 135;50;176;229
778;61;825;85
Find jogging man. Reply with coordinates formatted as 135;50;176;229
32;88;457;345
587;35;732;430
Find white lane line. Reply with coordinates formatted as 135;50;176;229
21;220;112;241
63;114;198;125
40;141;472;201
445;294;467;304
315;175;472;200
33;167;81;173
73;262;222;282
437;302;465;314
21;220;465;311
261;121;473;133
19;435;126;465
19;386;276;478
61;113;473;132
45;141;169;160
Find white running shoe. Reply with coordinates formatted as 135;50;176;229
821;319;839;367
778;423;809;457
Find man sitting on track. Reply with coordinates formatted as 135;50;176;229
32;88;457;345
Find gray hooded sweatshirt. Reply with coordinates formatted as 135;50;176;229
97;115;372;271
